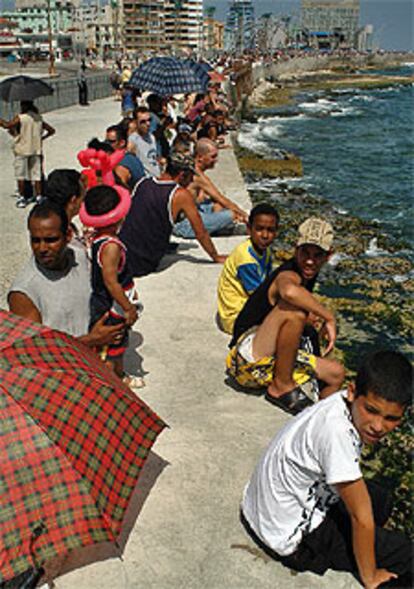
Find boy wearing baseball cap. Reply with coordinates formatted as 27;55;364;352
227;217;344;414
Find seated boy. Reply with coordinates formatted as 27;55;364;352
217;203;279;334
227;217;344;414
241;349;412;589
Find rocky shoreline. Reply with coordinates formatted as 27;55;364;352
232;61;413;536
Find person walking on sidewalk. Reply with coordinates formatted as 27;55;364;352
77;59;89;106
0;100;55;208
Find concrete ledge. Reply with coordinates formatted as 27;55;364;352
0;98;359;589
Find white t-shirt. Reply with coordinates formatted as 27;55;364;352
128;131;160;177
242;391;362;556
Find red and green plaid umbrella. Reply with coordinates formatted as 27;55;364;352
0;310;166;583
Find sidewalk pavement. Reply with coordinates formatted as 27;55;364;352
0;98;358;589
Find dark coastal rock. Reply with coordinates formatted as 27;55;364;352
238;155;303;178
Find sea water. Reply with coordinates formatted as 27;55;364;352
238;65;414;254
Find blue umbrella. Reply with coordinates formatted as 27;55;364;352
130;57;205;96
183;59;213;90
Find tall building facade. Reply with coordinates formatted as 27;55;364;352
122;0;166;53
122;0;203;54
224;0;255;52
301;0;360;48
164;0;203;54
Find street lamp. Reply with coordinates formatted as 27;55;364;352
46;0;56;75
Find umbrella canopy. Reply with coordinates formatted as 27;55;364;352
0;75;54;102
182;59;213;90
130;57;205;97
0;310;166;584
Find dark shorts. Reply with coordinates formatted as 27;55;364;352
90;304;128;358
241;482;412;587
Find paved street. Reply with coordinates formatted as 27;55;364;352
0;98;359;589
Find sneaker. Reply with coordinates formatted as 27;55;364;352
36;195;45;204
15;196;29;208
15;196;36;208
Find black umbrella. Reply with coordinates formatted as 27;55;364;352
0;75;54;102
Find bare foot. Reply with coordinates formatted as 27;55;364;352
267;379;298;399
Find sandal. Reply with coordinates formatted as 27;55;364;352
265;387;313;416
123;374;146;389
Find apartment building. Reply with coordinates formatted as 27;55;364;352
122;0;166;53
301;0;360;49
122;0;202;54
224;0;255;52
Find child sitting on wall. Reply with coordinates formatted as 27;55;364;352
217;203;279;335
241;349;412;589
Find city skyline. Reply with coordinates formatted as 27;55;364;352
204;0;413;51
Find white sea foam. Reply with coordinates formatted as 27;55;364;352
331;106;360;117
327;252;350;268
237;124;270;155
365;237;391;257
334;206;349;215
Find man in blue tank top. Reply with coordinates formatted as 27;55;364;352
120;152;227;277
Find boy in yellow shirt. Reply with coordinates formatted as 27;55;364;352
217;203;279;334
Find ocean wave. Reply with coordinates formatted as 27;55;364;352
351;94;376;103
393;271;414;284
365;237;391;257
333;206;349;215
237;125;271;155
327;252;351;268
331;106;361;117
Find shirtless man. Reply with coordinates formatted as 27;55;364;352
173;138;248;238
227;218;345;415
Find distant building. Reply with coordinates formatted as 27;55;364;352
122;0;165;53
164;0;203;54
256;15;288;53
203;17;224;52
73;3;120;56
2;0;77;35
301;0;360;49
224;0;255;52
121;0;203;55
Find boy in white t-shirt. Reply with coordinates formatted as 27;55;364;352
242;350;412;589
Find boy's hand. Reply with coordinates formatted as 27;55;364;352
363;568;398;588
213;254;227;264
124;304;138;326
321;316;336;356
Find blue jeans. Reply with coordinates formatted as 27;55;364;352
173;201;234;238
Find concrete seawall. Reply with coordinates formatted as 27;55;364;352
0;98;359;588
0;71;112;119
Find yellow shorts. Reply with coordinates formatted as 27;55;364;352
226;328;317;390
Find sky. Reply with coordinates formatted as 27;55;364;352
204;0;414;51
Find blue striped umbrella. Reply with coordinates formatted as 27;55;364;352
130;57;205;96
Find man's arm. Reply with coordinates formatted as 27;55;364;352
8;290;124;348
42;121;55;141
8;291;42;323
336;479;398;589
0;114;20;131
191;171;248;223
172;188;226;263
274;271;336;354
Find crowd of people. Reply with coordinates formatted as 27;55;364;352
2;69;412;589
